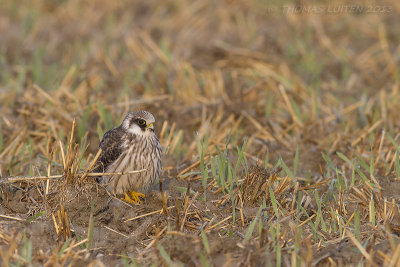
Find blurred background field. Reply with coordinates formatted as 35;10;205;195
1;0;400;266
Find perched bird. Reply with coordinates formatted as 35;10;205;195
94;111;162;204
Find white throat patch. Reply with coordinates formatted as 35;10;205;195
127;124;154;138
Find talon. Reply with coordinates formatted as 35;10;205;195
121;191;145;204
130;191;145;202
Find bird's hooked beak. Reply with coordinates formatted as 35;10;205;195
146;123;154;132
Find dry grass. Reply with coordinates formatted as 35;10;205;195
1;0;400;266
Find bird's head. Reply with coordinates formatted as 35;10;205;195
122;111;156;137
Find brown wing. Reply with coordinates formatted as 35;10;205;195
94;127;125;180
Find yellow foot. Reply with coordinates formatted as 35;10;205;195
122;191;146;204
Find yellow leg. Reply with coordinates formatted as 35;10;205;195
121;191;146;204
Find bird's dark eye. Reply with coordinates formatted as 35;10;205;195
137;119;146;126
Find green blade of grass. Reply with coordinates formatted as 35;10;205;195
58;238;71;258
244;205;262;243
97;122;104;140
26;211;44;223
201;231;210;254
293;145;299;177
157;243;174;266
337;152;374;188
269;185;279;219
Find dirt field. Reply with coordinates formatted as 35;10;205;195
1;0;400;266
